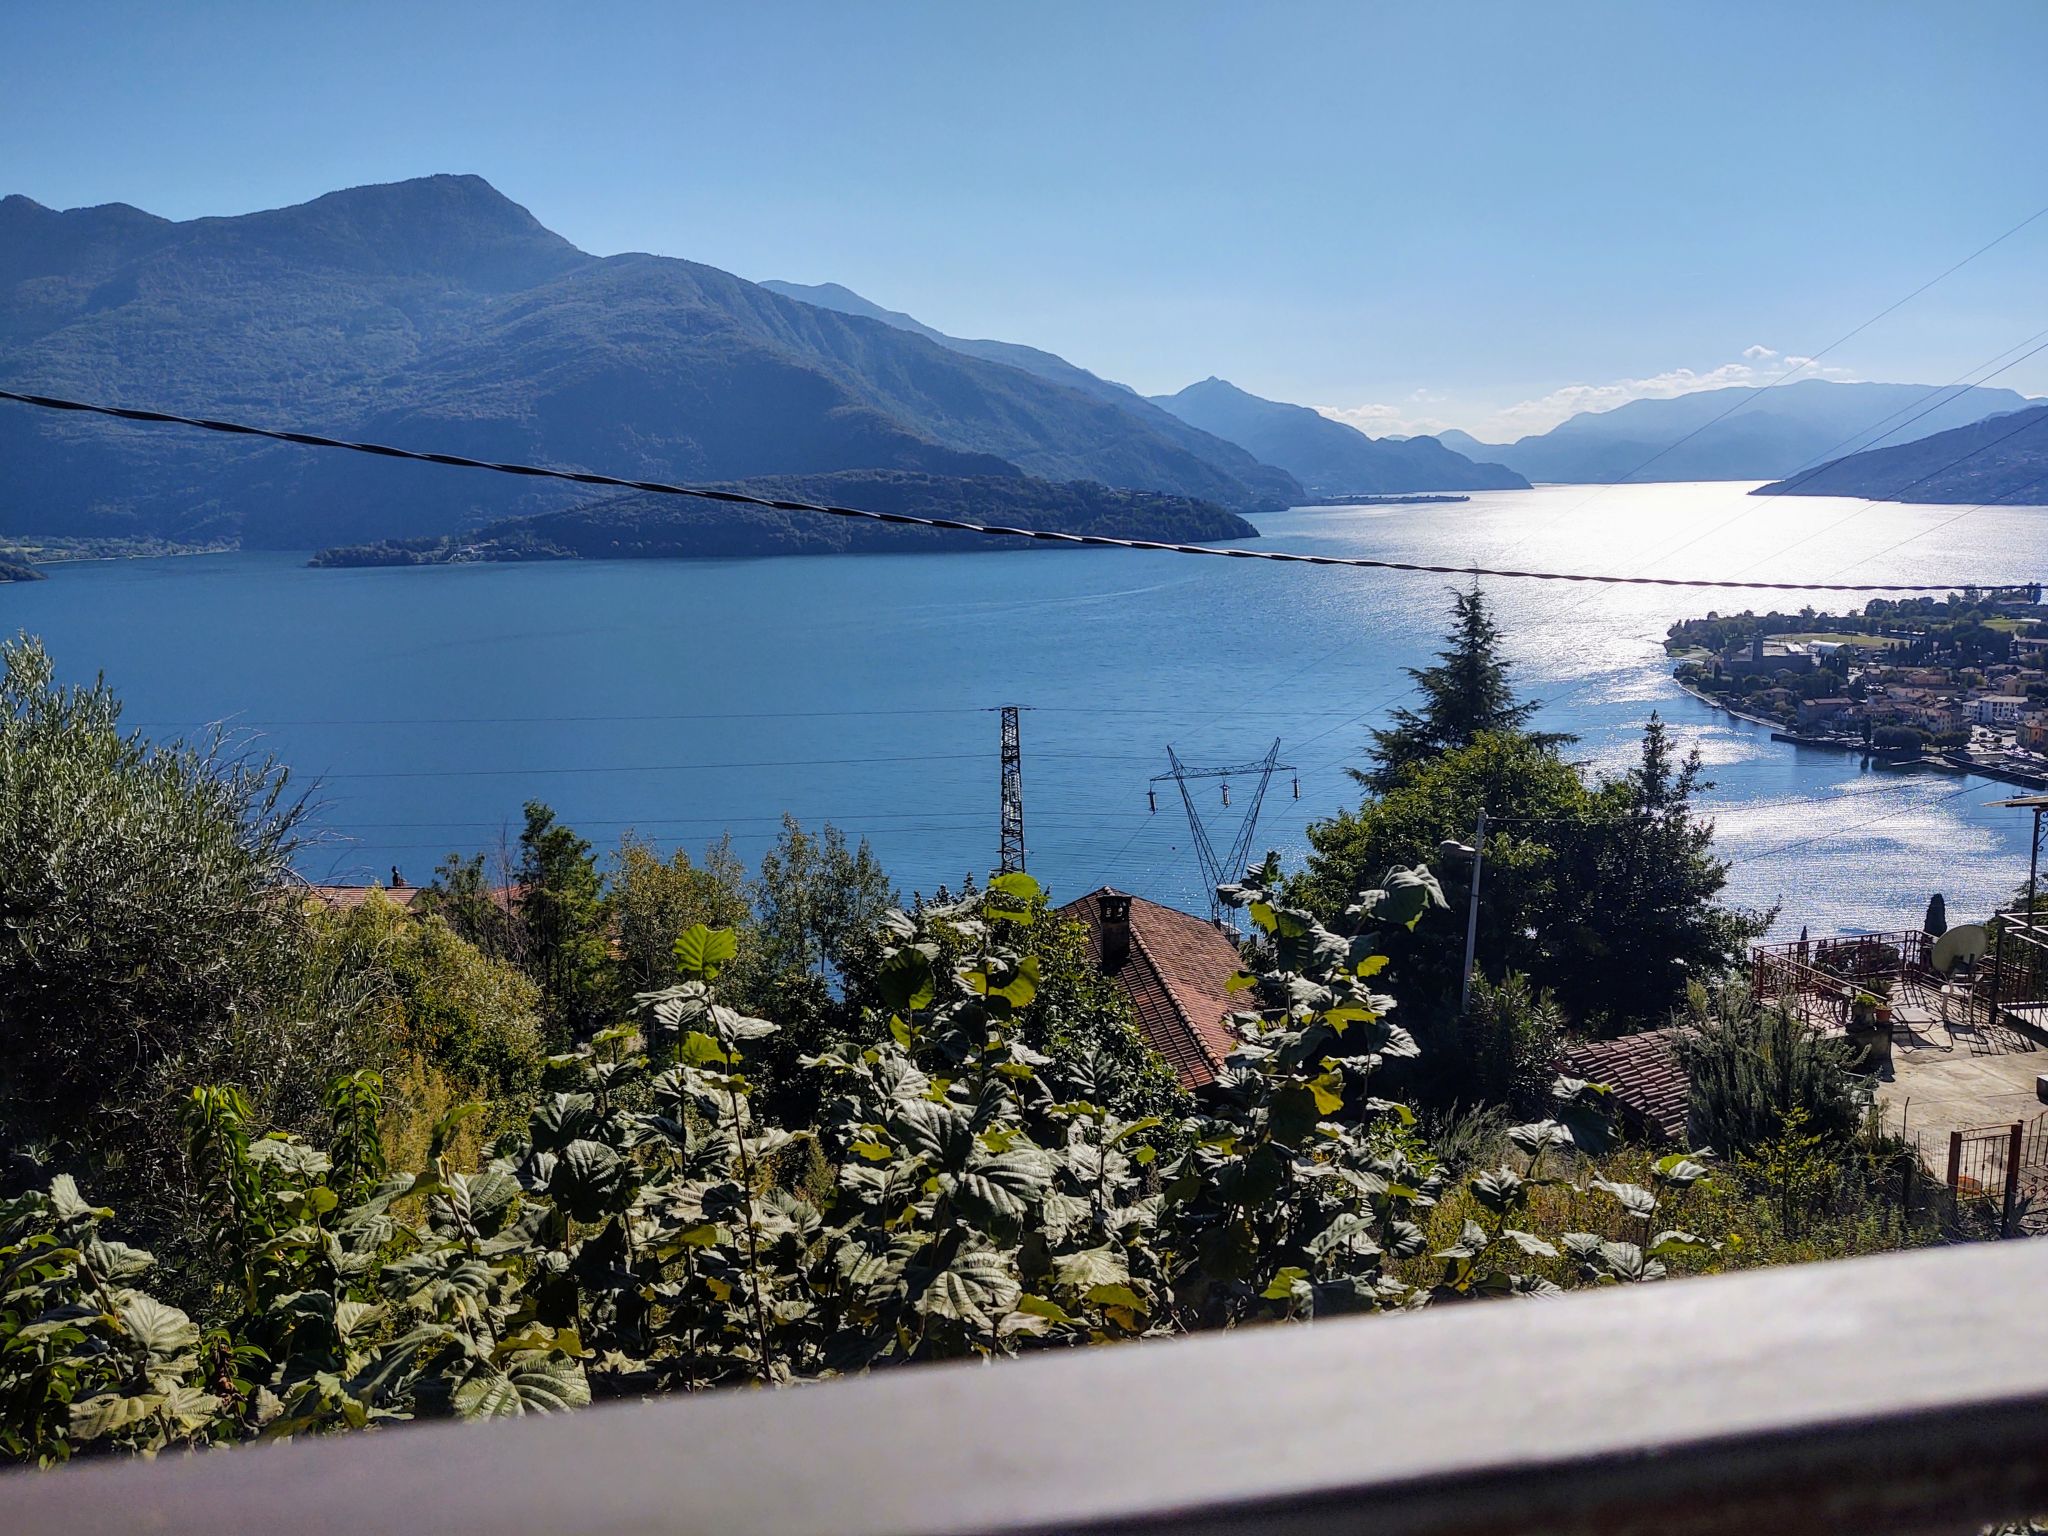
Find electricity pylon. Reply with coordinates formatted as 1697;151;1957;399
1151;739;1292;919
998;705;1026;873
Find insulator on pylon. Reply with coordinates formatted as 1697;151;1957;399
1292;775;1300;800
1221;781;1230;807
1147;786;1157;813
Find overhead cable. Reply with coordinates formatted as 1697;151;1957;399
0;389;2010;593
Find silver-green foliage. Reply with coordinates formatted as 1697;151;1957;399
0;637;317;1194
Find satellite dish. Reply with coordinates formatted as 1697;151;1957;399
1932;924;1988;974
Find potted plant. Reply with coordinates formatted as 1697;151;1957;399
1848;990;1894;1069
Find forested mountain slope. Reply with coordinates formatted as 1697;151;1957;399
1752;402;2048;504
0;176;1300;547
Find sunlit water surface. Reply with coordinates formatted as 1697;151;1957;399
10;482;2047;939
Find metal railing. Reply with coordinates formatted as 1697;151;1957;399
14;1240;2048;1536
1989;911;2048;1033
1751;930;1931;1034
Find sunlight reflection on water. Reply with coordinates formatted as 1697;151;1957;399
10;481;2046;941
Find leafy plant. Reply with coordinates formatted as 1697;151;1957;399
0;859;1685;1469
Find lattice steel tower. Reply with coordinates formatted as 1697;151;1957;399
1152;739;1293;919
998;705;1027;873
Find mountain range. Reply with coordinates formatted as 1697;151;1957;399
1752;403;2048;505
1438;379;2038;484
1148;378;1527;495
0;176;1312;548
13;173;2031;554
758;284;1527;496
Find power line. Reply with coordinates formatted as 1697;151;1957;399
0;388;2001;592
128;703;1372;729
1767;330;2048;494
1726;417;2048;586
1488;197;2048;562
311;747;1158;780
1625;326;2048;580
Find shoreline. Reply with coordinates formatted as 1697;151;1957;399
1671;672;2048;791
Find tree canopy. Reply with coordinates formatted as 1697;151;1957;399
1362;587;1562;793
1305;589;1765;1050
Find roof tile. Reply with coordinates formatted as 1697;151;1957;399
1060;888;1245;1090
1560;1027;1691;1144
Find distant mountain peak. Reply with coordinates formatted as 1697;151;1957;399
0;179;1306;546
1152;380;1528;495
1472;379;2037;483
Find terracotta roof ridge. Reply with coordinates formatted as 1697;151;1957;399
1123;914;1229;1071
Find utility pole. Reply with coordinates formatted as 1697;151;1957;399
998;704;1026;874
1459;809;1487;1014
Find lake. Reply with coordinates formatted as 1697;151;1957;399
9;481;2047;940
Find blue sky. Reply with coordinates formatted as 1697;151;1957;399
7;1;2046;438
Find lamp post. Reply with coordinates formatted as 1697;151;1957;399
1441;809;1488;1015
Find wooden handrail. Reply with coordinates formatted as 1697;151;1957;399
13;1239;2048;1536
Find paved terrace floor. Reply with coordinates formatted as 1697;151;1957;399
1873;979;2045;1160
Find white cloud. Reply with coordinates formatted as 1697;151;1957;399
1312;346;1862;445
1314;401;1456;439
1477;347;1860;439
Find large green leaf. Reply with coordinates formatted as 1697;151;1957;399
1050;1244;1130;1290
120;1293;199;1362
983;872;1042;923
452;1356;591;1419
548;1139;633;1222
946;1149;1054;1230
673;925;739;981
69;1391;162;1442
875;945;939;1011
1591;1179;1658;1221
917;1247;1020;1332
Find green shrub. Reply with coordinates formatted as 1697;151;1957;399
1454;972;1564;1115
0;638;315;1213
1676;983;1863;1155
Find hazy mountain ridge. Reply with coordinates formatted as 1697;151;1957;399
0;176;1300;548
1442;380;2037;484
1751;402;2048;505
1149;378;1529;495
308;469;1258;565
757;279;1299;503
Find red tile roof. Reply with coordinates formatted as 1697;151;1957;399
306;883;424;911
1060;887;1245;1089
1559;1027;1692;1144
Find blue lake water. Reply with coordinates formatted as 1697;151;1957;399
9;481;2048;939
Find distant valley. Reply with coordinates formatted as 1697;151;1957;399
1150;377;1527;495
1439;379;2037;484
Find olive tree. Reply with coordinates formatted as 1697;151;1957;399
0;637;316;1211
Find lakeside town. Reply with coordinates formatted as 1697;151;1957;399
1668;588;2048;788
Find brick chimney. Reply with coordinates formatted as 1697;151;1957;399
1098;890;1133;969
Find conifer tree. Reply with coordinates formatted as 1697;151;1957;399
1360;587;1564;791
513;801;614;1045
1923;892;1947;938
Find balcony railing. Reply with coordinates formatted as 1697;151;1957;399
13;1238;2048;1536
